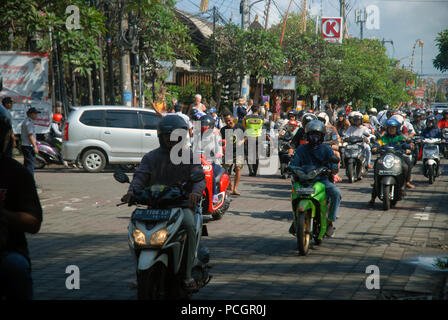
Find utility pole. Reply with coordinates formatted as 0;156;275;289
301;0;307;34
240;0;250;99
212;6;218;101
355;8;366;40
119;1;133;107
340;0;345;39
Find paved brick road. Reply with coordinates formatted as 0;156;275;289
25;158;448;300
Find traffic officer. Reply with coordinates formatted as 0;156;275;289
243;105;264;176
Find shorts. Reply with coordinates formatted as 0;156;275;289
223;155;244;173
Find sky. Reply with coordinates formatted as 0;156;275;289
175;0;448;78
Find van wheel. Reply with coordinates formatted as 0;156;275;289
82;149;106;173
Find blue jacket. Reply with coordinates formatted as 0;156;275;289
290;143;338;181
421;127;442;139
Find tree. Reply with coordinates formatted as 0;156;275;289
433;29;448;73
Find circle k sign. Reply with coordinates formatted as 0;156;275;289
321;17;343;43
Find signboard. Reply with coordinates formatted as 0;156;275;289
0;51;52;135
273;75;296;90
405;79;417;90
414;89;425;98
321;17;343;43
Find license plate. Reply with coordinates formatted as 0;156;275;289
295;187;315;195
346;145;358;150
378;170;396;175
132;209;171;221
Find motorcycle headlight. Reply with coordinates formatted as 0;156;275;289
133;229;146;246
150;228;168;247
383;155;395;169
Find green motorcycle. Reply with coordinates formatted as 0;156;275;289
289;164;333;256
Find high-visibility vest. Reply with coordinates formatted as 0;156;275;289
244;115;264;137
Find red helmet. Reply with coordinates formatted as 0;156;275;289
53;113;63;123
288;120;298;128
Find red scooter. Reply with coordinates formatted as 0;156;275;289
199;153;230;220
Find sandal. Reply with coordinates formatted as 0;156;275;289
231;191;241;196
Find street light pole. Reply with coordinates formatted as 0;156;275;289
240;0;250;99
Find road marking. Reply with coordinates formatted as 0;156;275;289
40;196;62;203
62;206;78;212
414;213;429;221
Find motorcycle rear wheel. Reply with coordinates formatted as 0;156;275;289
137;262;167;300
297;210;312;256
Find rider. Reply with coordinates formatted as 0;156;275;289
343;111;373;169
412;109;426;134
198;114;223;204
289;120;341;237
289;113;318;153
438;110;448;129
368;118;415;207
368;108;381;131
121;115;206;290
279;120;298;139
335;110;350;137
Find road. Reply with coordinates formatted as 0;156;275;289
26;158;448;300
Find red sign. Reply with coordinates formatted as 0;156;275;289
321;17;343;43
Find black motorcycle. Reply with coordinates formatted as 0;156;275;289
372;145;407;211
279;131;294;179
343;135;368;183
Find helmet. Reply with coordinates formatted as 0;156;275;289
53;113;63;123
363;114;370;123
369;108;377;114
209;107;216;114
443;110;448;116
426;115;436;128
287;110;297;120
199;114;215;133
349;111;362;126
317;112;329;126
385;118;401;134
337;110;346;119
157;115;189;150
280;112;288;120
390;114;404;126
305;120;326;146
191;109;204;121
301;113;317;128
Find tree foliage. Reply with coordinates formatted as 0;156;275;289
433;29;448;73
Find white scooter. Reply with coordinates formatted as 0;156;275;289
114;170;212;300
422;138;442;184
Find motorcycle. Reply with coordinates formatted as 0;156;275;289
372;145;407;211
342;135;369;183
199;153;230;220
411;135;423;166
279;132;294;179
35;140;64;169
114;170;212;300
422;138;442;184
443;128;448;159
289;156;339;256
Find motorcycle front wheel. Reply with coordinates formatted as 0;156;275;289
35;155;47;169
429;165;435;184
347;162;355;183
297;210;312;256
382;184;391;211
137;262;167;300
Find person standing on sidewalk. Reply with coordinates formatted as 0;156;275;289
243;105;264;177
20;108;40;178
0;116;43;299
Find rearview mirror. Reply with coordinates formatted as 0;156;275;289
114;170;130;184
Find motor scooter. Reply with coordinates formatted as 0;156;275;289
422;138;442;184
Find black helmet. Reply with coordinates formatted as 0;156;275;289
280;112;287;120
287;110;296;119
426;115;436;127
443;109;448;116
337;110;346;119
199;114;215;133
301;113;317;128
157;115;189;150
305;120;326;146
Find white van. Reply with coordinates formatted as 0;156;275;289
62;106;161;172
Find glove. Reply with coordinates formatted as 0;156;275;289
189;192;202;209
121;193;133;205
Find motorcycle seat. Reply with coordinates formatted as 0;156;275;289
214;165;226;185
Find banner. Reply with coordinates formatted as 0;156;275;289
273;76;296;90
0;51;51;134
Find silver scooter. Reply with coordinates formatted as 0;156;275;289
114;170;212;300
422;138;442;184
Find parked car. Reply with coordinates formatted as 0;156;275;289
62;106;162;173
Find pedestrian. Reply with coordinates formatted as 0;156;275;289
188;94;207;116
0;116;43;300
1;97;16;157
221;113;246;196
243;105;264;176
20;107;40;179
235;98;249;124
209;107;223;129
325;104;335;125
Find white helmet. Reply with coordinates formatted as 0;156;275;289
369;108;377;114
317;112;329;125
391;114;404;125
